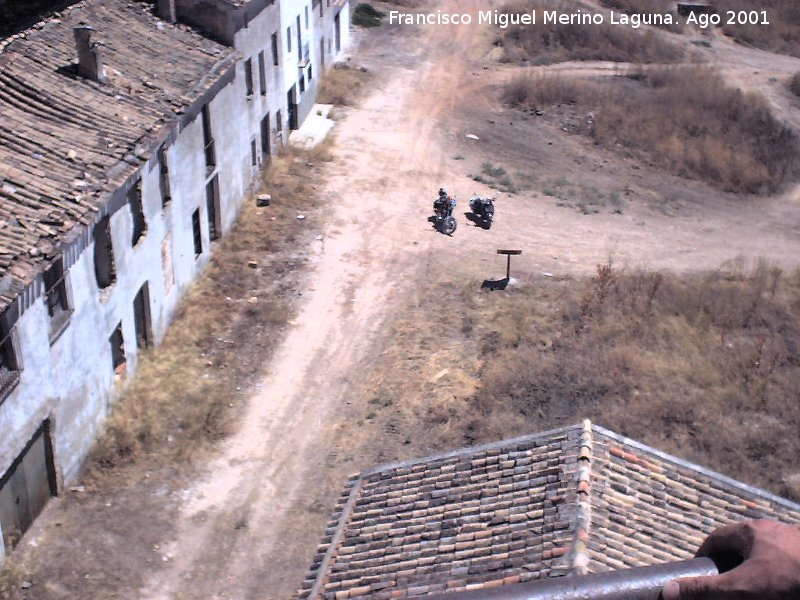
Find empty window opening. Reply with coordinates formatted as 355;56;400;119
287;26;292;52
260;113;271;163
158;145;171;207
296;15;302;57
272;32;279;65
201;104;216;173
109;322;126;381
93;215;116;290
0;421;57;552
192;209;202;257
129;181;146;245
299;70;305;94
133;282;152;350
320;38;325;70
44;258;71;341
258;51;267;96
244;57;254;97
206;175;221;241
251;139;258;167
335;13;341;53
305;5;309;28
0;322;20;400
319;0;323;17
308;63;313;82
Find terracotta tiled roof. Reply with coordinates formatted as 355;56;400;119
298;421;800;599
0;0;237;311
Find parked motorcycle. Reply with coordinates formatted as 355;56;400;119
432;196;457;235
469;195;495;229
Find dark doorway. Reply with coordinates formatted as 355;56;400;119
287;85;298;131
206;174;220;241
133;282;152;350
334;13;341;53
0;421;57;551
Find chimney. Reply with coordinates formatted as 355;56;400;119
156;0;177;23
73;26;108;83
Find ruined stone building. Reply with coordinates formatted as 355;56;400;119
0;0;350;557
300;421;800;598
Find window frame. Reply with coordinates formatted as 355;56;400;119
244;57;254;98
44;257;72;344
0;323;21;402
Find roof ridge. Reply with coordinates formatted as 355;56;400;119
358;423;585;478
570;419;593;574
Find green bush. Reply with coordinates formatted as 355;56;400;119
352;3;384;27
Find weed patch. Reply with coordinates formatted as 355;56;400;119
469;162;531;194
790;73;800;98
317;63;372;106
600;0;685;32
470;262;800;499
714;0;800;58
352;3;383;28
542;177;625;214
498;0;684;64
504;67;798;194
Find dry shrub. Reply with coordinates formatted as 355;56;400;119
714;0;800;58
503;73;598;106
505;66;798;193
790;72;800;98
498;0;684;64
600;0;685;32
471;262;800;499
317;63;372;106
0;558;24;600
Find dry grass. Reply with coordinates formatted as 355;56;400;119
316;63;372;106
89;144;331;472
355;262;800;502
470;262;800;499
599;0;684;32
498;0;684;64
790;72;800;97
714;0;800;58
503;67;798;193
0;561;24;600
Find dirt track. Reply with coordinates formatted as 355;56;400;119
6;1;800;598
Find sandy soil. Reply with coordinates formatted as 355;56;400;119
5;1;800;598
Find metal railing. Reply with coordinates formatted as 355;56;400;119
425;559;718;600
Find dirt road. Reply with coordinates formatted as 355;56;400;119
7;1;800;599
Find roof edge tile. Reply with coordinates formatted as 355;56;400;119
571;419;593;574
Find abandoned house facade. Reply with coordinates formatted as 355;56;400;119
299;421;800;599
0;0;350;557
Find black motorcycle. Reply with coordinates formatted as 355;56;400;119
432;197;457;235
469;195;495;229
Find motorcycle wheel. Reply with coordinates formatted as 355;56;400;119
442;216;457;235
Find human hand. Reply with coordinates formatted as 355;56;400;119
662;519;800;599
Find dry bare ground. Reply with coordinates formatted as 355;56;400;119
3;0;800;598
